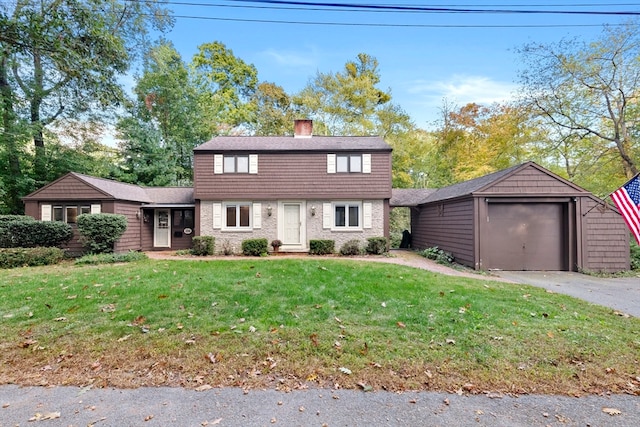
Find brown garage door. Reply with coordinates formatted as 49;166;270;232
486;203;566;271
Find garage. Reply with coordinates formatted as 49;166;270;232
391;162;630;273
486;202;566;271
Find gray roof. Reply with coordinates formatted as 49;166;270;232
72;173;194;205
390;189;436;207
71;173;153;203
194;135;392;152
144;187;194;204
421;164;522;204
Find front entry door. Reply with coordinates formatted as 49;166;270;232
154;209;171;248
283;203;301;245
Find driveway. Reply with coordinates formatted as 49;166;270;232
495;271;640;317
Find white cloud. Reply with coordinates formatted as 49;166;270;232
408;74;517;108
260;48;317;68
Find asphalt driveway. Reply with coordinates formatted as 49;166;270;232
495;271;640;317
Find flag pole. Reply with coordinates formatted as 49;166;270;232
582;173;640;217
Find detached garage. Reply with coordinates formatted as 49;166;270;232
392;162;629;272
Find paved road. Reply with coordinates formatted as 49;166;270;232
495;271;640;317
1;384;639;427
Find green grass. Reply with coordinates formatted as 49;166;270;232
1;258;639;395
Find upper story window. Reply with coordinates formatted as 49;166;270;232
327;153;371;174
224;155;249;173
215;154;258;174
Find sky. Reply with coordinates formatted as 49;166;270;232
151;1;635;129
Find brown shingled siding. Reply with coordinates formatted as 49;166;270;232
487;168;583;195
581;198;630;272
194;152;391;200
410;198;475;268
27;175;108;200
113;201;143;253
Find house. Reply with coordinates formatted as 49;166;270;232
391;162;629;272
193;119;393;253
22;120;393;254
22;172;195;254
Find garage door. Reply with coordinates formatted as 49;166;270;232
486;203;566;271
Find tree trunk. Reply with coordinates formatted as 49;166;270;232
0;52;24;213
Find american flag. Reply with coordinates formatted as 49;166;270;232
611;174;640;244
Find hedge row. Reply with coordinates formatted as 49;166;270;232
0;217;72;248
0;247;65;269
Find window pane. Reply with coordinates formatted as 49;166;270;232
80;206;91;215
237;156;249;173
66;207;78;224
239;205;250;227
173;210;183;226
226;206;237;227
335;206;346;227
349;205;359;227
223;156;235;173
184;210;194;228
53;206;63;222
350;155;361;172
336;155;348;172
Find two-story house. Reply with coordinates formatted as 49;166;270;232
193;120;393;253
22;120;393;254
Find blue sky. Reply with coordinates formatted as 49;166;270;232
155;1;634;129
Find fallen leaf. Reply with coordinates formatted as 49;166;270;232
357;383;373;392
381;302;386;307
602;407;622;416
298;406;305;412
334;316;342;323
195;384;212;392
446;338;456;345
144;414;154;421
397;321;406;328
2;403;9;408
66;295;77;299
117;334;131;342
54;317;67;322
309;333;319;347
339;367;352;375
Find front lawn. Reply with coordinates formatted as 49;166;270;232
1;258;638;395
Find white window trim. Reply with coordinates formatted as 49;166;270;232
218;202;262;231
215;154;259;174
331;201;363;231
327;154;336;174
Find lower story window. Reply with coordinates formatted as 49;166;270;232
334;203;360;229
225;203;251;229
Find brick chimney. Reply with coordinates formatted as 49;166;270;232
294;119;313;138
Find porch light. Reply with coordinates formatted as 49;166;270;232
310;205;316;216
267;204;272;216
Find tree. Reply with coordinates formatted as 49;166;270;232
249;82;295;135
517;21;640;179
191;42;258;134
293;53;394;136
0;0;172;212
117;41;209;185
431;101;538;184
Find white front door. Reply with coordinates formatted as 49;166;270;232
154;209;171;248
280;202;306;250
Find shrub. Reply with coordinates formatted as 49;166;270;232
192;236;215;256
309;240;335;255
420;246;454;265
270;239;283;251
0;216;34;247
366;237;388;255
339;239;363;256
0;220;72;248
242;238;268;256
0;247;65;269
75;251;148;265
631;241;640;271
77;214;127;254
0;215;34;223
